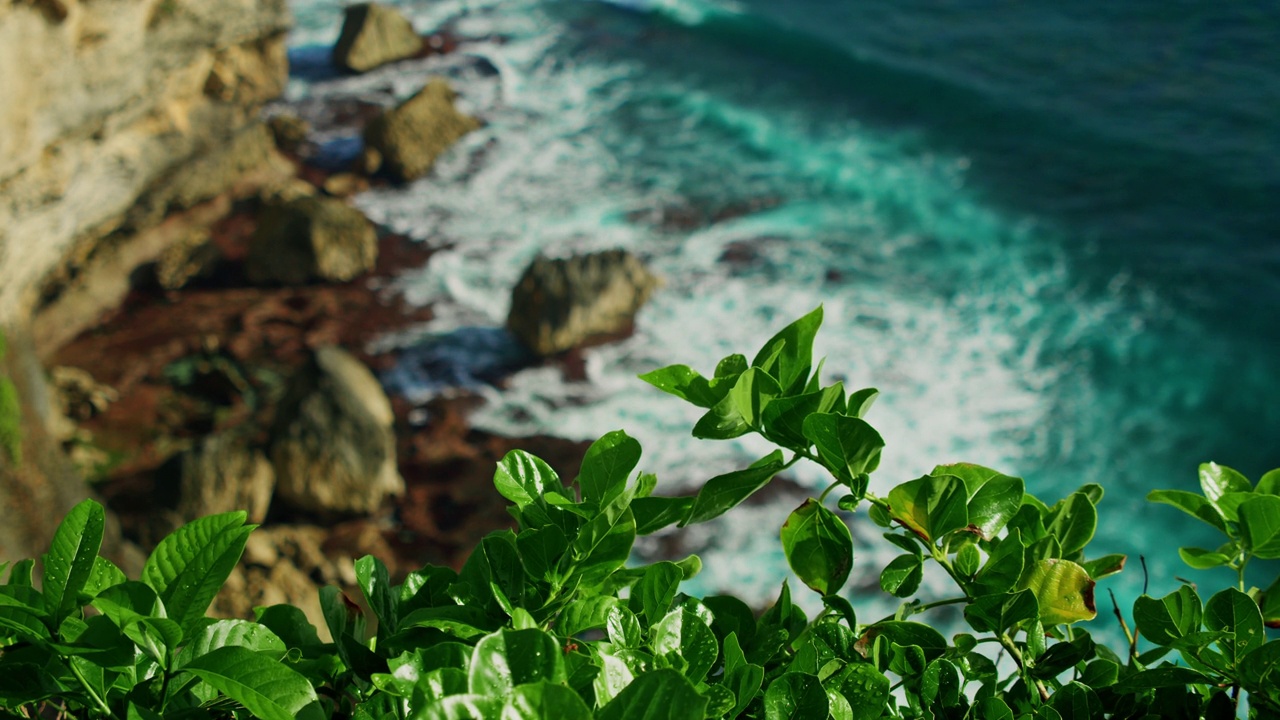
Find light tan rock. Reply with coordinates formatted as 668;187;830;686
269;347;403;516
154;228;220;290
246;196;378;285
177;432;275;524
507;250;662;356
332;3;423;74
363;79;481;182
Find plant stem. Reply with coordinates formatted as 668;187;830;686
1237;554;1251;593
999;633;1050;703
67;658;116;719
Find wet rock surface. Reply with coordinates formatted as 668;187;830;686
269;346;403;516
362;79;482;182
332;3;424;74
507;249;662;356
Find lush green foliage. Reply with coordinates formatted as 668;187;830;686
1;308;1277;719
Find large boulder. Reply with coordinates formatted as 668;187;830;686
507;250;661;356
363;79;481;182
246;196;378;285
177;432;275;524
332;3;424;74
269;346;403;516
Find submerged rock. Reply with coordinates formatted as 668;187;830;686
332;3;424;74
177;432;274;524
269;346;403;516
246;196;377;285
363;79;481;182
507;249;661;356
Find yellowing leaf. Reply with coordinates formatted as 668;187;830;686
1018;559;1096;626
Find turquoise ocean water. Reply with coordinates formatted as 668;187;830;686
285;0;1280;613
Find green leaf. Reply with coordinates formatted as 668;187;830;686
730;367;783;430
1262;575;1280;629
1238;640;1280;690
254;604;323;651
555;595;617;637
780;499;853;596
835;663;889;720
632;497;694;535
571;507;636;587
176;618;287;667
1018;559;1096;625
954;542;981;577
630;562;683;625
355;555;398;639
1110;666;1214;692
1047;681;1102;720
494;450;560;508
973;698;1014;720
724;642;765;717
141;511;252;634
751;306;823;392
416;694;500;720
683;452;785;526
761;383;845;450
1238;495;1280;558
1200;462;1252;509
516;526;569;582
887;474;969;544
1045;492;1097;556
764;672;829;720
397;605;500;641
845;387;879;418
607;605;644;649
597;669;707;720
1257;468;1280;496
971;530;1025;595
963;590;1038;634
651;609;718;683
1176;547;1231;569
862;622;948;662
802;413;885;485
83;557;126;601
579;430;642;506
125;616;183;667
1079;554;1126;579
878;554;922;598
183;645;322;720
468;629;565;697
500;680;592;719
692;389;752;440
967;474;1025;539
638;365;720;409
1133;586;1203;647
41;498;105;625
1146;489;1227;533
932;463;1004;498
1204;587;1266;663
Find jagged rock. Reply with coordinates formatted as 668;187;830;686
177;432;275;524
246;196;377;285
363;79;481;182
267;113;311;155
155;229;221;290
269;346;403;516
507;250;661;356
332;3;424;74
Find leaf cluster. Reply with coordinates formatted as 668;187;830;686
1;309;1276;719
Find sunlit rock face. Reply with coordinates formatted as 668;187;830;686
0;0;291;328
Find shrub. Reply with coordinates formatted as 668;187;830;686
0;308;1276;718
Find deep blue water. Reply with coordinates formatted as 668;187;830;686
287;0;1280;610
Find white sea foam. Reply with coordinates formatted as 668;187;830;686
282;0;1232;613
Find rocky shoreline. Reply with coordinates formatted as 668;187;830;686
0;1;672;630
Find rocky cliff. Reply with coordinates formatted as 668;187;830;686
0;0;292;563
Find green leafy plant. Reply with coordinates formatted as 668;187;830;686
1;308;1276;718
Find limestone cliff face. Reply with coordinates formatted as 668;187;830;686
0;0;291;329
0;0;291;564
